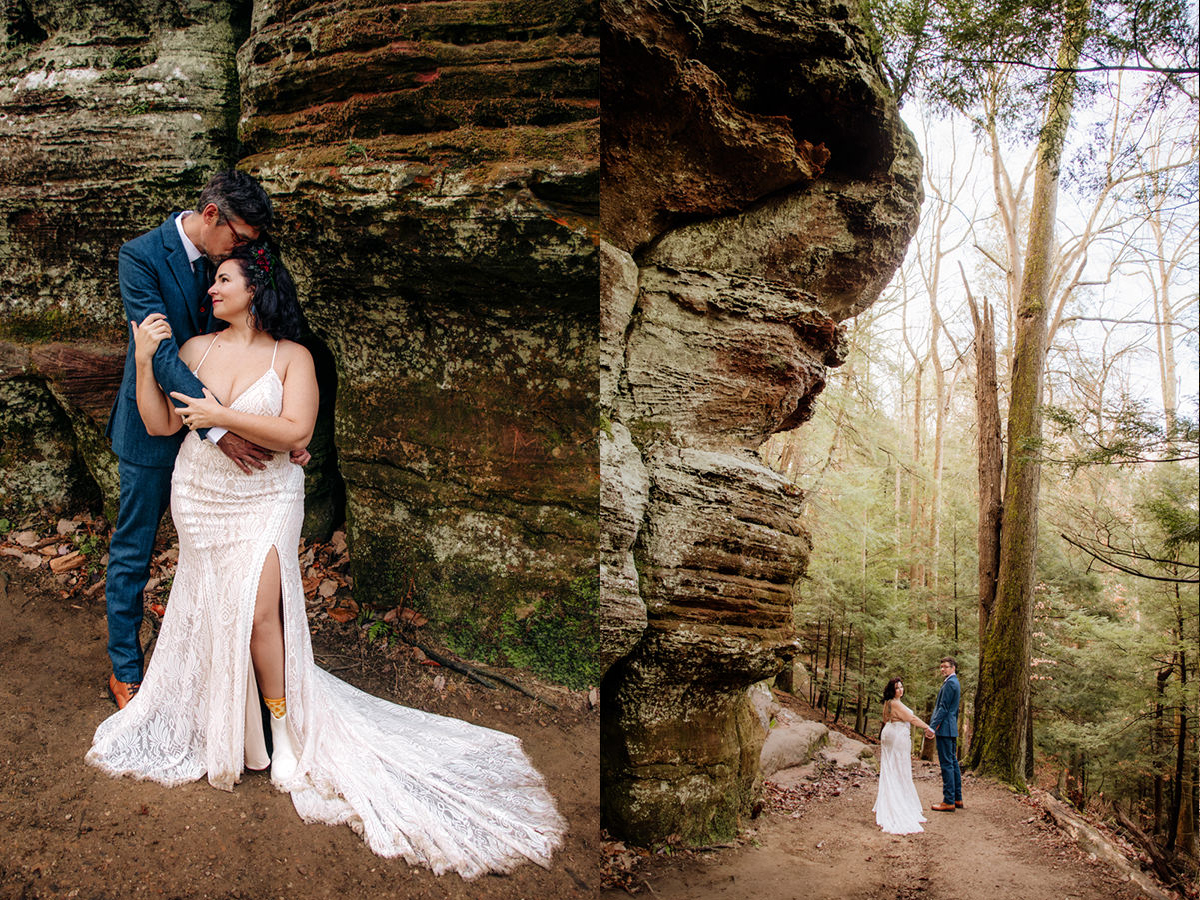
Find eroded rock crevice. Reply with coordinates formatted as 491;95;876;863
600;0;921;844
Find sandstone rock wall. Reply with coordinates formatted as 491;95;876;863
237;0;599;686
600;0;921;844
0;1;598;687
0;1;245;518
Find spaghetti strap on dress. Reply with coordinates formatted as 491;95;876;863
192;334;219;375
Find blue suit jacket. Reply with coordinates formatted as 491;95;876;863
929;673;960;737
107;215;216;467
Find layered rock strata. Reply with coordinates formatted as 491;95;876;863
0;2;244;519
600;0;921;843
0;1;598;686
238;0;599;686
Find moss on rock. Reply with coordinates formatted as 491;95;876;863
0;378;101;518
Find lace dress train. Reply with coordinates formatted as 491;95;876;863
873;721;927;835
86;367;566;879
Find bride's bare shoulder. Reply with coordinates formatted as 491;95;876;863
275;340;315;383
178;333;215;366
275;340;312;364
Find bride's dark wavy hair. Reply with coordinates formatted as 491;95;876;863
882;677;903;704
227;241;302;341
880;677;904;738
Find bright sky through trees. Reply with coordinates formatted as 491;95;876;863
870;81;1198;421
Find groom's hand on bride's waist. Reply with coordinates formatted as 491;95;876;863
289;448;312;467
216;432;272;473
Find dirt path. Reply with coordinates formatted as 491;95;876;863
0;559;598;900
608;762;1147;900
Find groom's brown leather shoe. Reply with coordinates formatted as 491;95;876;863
931;802;956;812
955;801;964;808
108;673;141;710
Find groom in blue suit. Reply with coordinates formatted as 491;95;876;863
928;656;963;811
105;171;276;708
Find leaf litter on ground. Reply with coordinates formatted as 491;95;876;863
2;513;593;712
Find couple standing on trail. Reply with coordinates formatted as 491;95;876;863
84;170;566;878
873;657;963;834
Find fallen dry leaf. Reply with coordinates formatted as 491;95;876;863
326;606;356;623
56;519;78;535
330;530;347;554
148;602;166;617
317;579;337;598
19;553;43;569
13;531;38;547
398;608;428;628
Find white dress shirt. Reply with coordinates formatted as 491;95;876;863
174;212;227;445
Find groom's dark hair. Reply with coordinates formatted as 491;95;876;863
940;656;957;670
196;169;273;231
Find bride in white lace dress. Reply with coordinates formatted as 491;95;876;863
873;677;935;835
87;244;566;878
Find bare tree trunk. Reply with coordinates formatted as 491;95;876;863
1154;664;1169;834
967;288;1003;635
1168;599;1192;855
834;622;851;725
967;288;1003;750
968;0;1090;787
810;618;821;707
1025;703;1035;780
928;319;946;613
820;614;834;715
855;636;866;734
908;362;926;593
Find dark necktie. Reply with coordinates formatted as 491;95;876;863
194;259;211;319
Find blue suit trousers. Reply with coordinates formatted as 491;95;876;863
936;735;962;804
105;459;174;683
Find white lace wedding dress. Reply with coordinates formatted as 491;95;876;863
86;361;567;879
873;711;927;834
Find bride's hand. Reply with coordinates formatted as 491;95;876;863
132;314;171;365
169;387;224;431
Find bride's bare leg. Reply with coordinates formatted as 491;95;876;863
251;545;298;781
250;546;284;699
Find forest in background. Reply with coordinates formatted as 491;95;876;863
761;0;1198;890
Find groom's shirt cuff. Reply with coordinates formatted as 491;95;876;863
206;426;229;444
